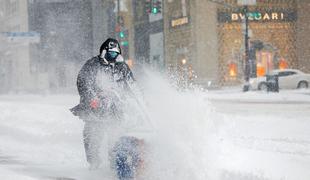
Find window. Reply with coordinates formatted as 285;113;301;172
278;71;296;77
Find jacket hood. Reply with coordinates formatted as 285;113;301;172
99;38;122;55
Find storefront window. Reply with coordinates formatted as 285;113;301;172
229;62;237;77
256;62;265;77
279;58;288;70
256;51;273;76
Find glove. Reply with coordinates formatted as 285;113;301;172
90;98;100;109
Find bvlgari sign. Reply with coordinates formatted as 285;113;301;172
218;10;297;23
232;12;284;21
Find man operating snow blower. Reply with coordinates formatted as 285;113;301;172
70;38;141;171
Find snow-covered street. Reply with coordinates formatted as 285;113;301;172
207;90;310;180
0;87;309;180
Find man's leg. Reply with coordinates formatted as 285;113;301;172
83;121;104;169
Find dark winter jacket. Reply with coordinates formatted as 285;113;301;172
71;55;134;117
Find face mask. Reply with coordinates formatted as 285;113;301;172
105;50;119;62
108;51;119;59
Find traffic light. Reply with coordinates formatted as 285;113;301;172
115;16;129;47
145;0;152;14
119;31;125;38
118;27;129;59
121;40;129;46
118;29;129;47
145;0;162;14
152;0;161;14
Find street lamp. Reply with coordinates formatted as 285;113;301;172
243;5;250;91
238;0;256;92
181;58;187;65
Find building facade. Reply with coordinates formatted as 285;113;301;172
28;0;94;92
164;0;219;87
163;0;310;87
296;1;310;74
0;0;34;93
132;0;164;68
0;0;111;93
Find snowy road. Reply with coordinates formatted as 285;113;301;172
207;90;310;180
0;88;310;180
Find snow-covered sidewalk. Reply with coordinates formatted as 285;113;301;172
0;95;87;180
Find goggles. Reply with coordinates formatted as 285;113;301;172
108;41;120;53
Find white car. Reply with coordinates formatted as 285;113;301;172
250;69;310;90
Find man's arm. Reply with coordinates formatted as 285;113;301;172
77;61;97;104
120;62;135;82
